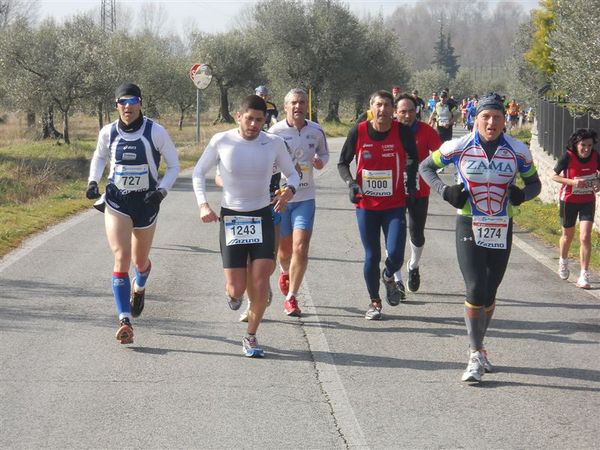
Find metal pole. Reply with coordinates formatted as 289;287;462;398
196;89;200;145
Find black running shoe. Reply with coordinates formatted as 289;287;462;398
406;263;420;293
381;269;401;306
130;280;145;318
395;280;407;301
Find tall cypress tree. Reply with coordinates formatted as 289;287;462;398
445;34;460;78
431;20;460;79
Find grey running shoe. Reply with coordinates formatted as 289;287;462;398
242;335;264;358
381;269;401;306
365;301;382;320
406;262;420;293
226;293;243;310
481;349;494;373
558;260;569;280
461;351;485;382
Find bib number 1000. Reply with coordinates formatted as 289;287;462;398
365;179;388;189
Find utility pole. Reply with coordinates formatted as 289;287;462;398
100;0;116;32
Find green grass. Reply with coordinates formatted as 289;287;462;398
1;117;596;271
320;120;352;137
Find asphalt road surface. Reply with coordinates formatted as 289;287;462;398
1;132;599;449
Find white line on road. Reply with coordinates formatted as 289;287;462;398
300;279;369;449
0;210;96;274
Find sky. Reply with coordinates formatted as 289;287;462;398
36;0;542;35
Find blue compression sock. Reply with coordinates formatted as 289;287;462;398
112;272;131;318
134;261;152;291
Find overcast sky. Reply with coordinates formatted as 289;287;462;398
37;0;541;35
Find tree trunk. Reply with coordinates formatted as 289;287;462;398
215;84;234;123
354;98;365;119
62;108;70;144
309;88;319;123
97;101;103;130
178;110;184;130
104;101;111;123
42;105;62;139
26;111;36;128
324;98;341;123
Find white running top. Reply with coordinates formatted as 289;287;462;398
269;119;329;203
88;117;180;191
193;128;300;211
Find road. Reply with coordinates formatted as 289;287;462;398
1;132;599;449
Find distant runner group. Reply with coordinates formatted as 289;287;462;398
86;82;599;382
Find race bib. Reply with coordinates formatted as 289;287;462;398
113;164;149;191
572;175;597;195
472;215;509;249
298;161;313;189
224;216;263;246
362;169;393;197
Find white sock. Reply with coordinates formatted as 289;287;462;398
393;270;403;282
409;242;424;270
286;292;297;300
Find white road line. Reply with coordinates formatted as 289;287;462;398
300;279;369;449
0;210;96;274
512;234;600;300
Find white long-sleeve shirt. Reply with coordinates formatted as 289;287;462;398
268;119;329;203
193;129;300;212
88;117;180;191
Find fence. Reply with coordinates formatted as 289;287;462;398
537;98;600;159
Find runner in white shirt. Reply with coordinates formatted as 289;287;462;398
193;94;299;357
269;88;329;317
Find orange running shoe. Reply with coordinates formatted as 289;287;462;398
115;318;134;344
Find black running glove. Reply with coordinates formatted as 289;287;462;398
442;183;469;209
348;181;362;204
85;181;101;199
508;185;525;206
144;189;166;206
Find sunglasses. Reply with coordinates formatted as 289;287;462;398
116;96;140;106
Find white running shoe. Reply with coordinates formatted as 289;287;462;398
576;271;591;289
558;260;569;280
239;303;250;322
461;351;485;382
481;349;494;373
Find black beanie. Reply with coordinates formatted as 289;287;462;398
476;93;504;116
115;83;142;100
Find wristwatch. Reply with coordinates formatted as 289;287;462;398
287;185;296;195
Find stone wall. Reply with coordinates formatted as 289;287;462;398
529;121;600;232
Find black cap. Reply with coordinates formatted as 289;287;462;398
115;83;142;100
476;93;505;115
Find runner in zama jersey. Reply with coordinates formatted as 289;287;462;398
419;93;541;383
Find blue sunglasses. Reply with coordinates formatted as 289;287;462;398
117;96;141;106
